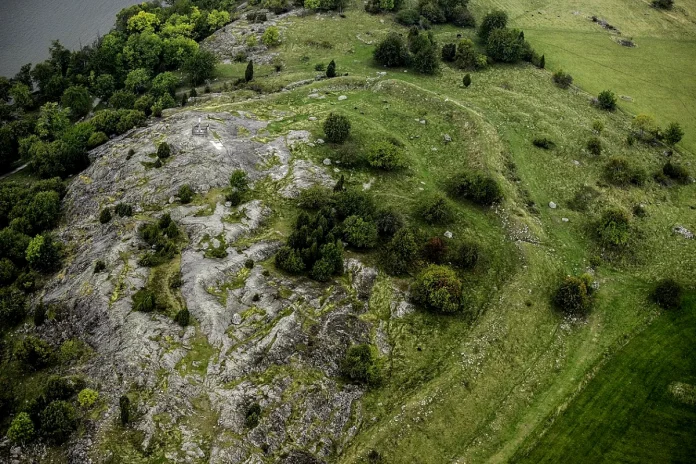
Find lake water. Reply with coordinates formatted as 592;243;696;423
0;0;141;77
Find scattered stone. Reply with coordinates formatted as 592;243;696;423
316;138;325;144
549;201;557;209
573;160;581;166
443;134;452;143
419;120;426;124
620;95;633;101
231;313;242;325
338;95;347;101
431;147;437;151
562;217;569;222
308;93;320;98
323;158;332;165
444;231;453;239
308;116;317;121
673;225;694;239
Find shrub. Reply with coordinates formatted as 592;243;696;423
597;90;617;111
26;234;61;272
412;265;464;313
245;402;261;429
449;240;480;269
132;288;157;312
478;10;507;40
115;203;133;217
663;122;684;146
342;344;380;385
455;39;487;71
396;8;420;26
326;59;337;78
261;26;280;46
604;158;645;186
423;237;447;264
412;43;439;74
119;396;130;426
314;63;326;72
663;161;689;183
553;275;593;315
448;171;503;206
311;257;334;282
229;169;250;194
275;246;305;273
417;194;454;224
586;137;602;156
486;28;524;63
367;141;406;170
245;60;254;82
451;5;475;27
375;208;404;237
652;0;674;9
157;142;171;159
532;137;554;149
99;207;112;224
178;184;194;204
384;228;418;275
298;185;332;209
26;190;61;233
632;114;658;141
7;412;35;444
463;73;471;87
596;208;631;249
78;388;99;408
87;131;109;149
94;260;106;273
343;216;378;248
0;258;17;286
15;335;53;369
552;70;573;89
651;278;683;309
174;308;190;327
442;43;457;62
324;113;351;144
374;33;410;68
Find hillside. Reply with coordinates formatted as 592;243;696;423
0;0;694;463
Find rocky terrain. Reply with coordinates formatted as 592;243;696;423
31;109;399;463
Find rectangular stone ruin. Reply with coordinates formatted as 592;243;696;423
192;117;210;136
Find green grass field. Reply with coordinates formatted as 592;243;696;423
199;4;696;462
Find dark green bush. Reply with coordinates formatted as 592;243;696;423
597;90;617;111
174;308;190;327
651;278;683;309
115;203;133;217
178;184;194;204
0;286;27;327
367;141;406;170
478;10;507;40
449;240;480;270
132;288;157;313
87;131;109;149
604;157;645;186
553;274;593;315
99;207;112;224
0;228;31;266
374;33;410;68
568;186;600;212
343;216;378;248
663;122;684;145
486;28;525;63
442;43;457;62
333;189;376;220
298;185;332;210
663;161;690;183
596;208;631;249
275;246;305;273
447;171;503;206
395;8;421;26
245;402;261;429
417;194;454;224
119;395;130;426
94;260;106;273
375;208;404;237
552;70;573;89
326;59;336;78
423;237;447;264
15;335;54;369
341;344;380;385
463;73;471;87
451;5;475;27
324;113;351;144
384;228;418;275
586;137;602;156
26;234;62;272
156;142;171;159
40;400;77;444
412;265;464;313
229;169;250;193
0;258;17;286
652;0;674;9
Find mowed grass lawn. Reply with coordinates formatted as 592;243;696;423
515;294;696;463
480;0;696;154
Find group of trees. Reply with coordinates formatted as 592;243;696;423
373;28;440;74
391;0;475;29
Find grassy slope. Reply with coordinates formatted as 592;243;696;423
515;293;696;464
202;5;696;463
470;0;696;154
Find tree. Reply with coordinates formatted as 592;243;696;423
342;344;380;385
9;83;33;109
78;388;99;408
553;275;593;315
151;72;179;98
92;74;116;100
174;308;190;326
99;207;112;224
486;28;524;62
442;43;457;62
343;216;378;248
463;73;471;87
61;86;92;120
417;194;454;224
26;190;61;233
538;54;545;68
384;228;418;275
119;396;130;425
413;44;440;75
412;265;464;313
15;336;54;369
208;9;231;29
157;142;171;159
374;33;410;68
275;246;305;273
184;49;217;86
36;103;70;141
652;0;674;9
326;59;337;78
478;10;508;40
229;170;250;193
178;184;194;203
596;208;631;249
323;113;351;143
663;122;684;146
447;171;502;206
597;90;617;111
26;234;61;272
455;39;487;70
7;412;35;444
0;287;27;327
245;60;254;82
261;26;281;47
451;5;476;27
